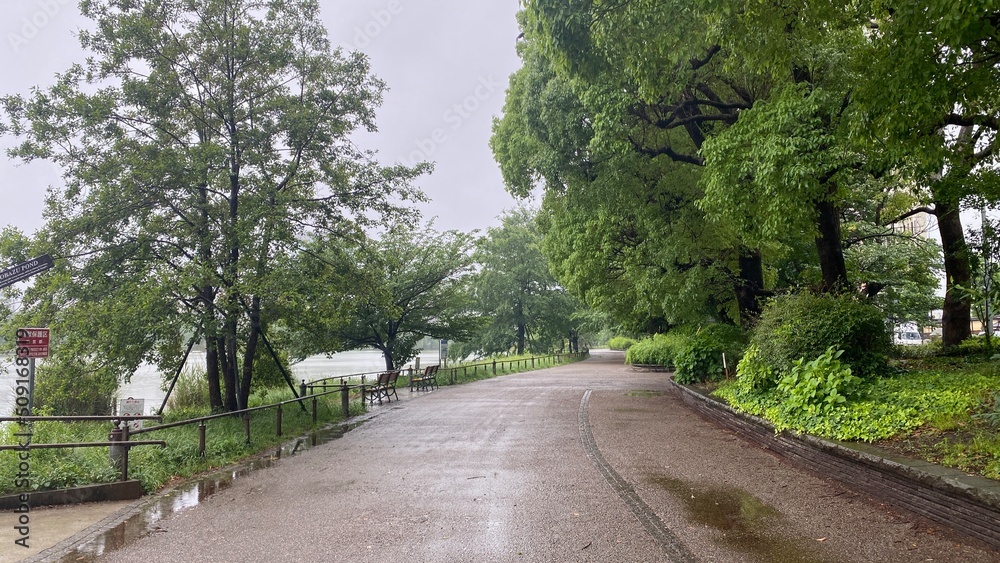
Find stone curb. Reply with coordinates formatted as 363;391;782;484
0;480;144;511
669;379;1000;550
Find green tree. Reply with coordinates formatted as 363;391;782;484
514;2;782;327
493;20;760;331
0;0;423;412
284;225;481;371
469;207;579;355
847;2;1000;346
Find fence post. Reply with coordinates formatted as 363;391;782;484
532;357;535;369
300;379;307;397
109;421;129;481
121;424;131;481
276;404;283;437
243;413;251;445
312;396;318;425
341;380;350;418
198;422;206;458
492;360;496;375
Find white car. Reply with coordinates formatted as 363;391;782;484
893;331;923;346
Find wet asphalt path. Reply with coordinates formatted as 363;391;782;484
98;351;999;562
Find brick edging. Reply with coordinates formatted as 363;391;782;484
668;380;1000;550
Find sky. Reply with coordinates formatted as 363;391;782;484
0;0;527;239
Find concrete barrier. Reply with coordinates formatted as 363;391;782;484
0;480;144;510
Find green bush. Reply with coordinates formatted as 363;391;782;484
750;291;891;378
734;344;777;391
607;336;637;351
34;357;118;415
894;340;941;359
673;324;746;384
777;347;862;415
625;333;685;367
952;335;993;357
714;363;999;443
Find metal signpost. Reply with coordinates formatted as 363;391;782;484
2;256;55;414
15;328;50;412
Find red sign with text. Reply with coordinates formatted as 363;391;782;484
17;327;50;358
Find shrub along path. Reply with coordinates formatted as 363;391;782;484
32;351;1000;562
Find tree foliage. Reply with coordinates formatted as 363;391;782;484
499;1;977;345
284;224;480;371
466;207;580;356
0;0;424;411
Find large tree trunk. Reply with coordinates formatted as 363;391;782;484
239;296;261;410
515;298;526;354
219;331;238;412
936;200;972;346
206;335;223;412
734;248;765;329
815;197;850;292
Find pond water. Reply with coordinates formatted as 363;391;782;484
0;348;443;417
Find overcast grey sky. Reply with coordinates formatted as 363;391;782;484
0;0;525;238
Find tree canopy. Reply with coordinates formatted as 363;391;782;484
283;224;481;371
466;207;580;356
0;0;424;411
494;0;972;341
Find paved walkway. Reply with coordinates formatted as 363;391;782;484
12;351;1000;562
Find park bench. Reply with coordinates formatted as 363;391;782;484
384;369;401;402
365;370;400;405
410;364;439;392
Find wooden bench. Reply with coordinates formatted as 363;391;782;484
410;364;439;392
365;370;400;405
384;369;401;402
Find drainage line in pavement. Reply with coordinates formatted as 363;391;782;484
578;389;698;563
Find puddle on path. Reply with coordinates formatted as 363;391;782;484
56;422;361;562
648;474;838;563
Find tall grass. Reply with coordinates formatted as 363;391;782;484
1;386;361;495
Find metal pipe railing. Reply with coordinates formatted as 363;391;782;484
130;385;353;435
0;415;161;423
